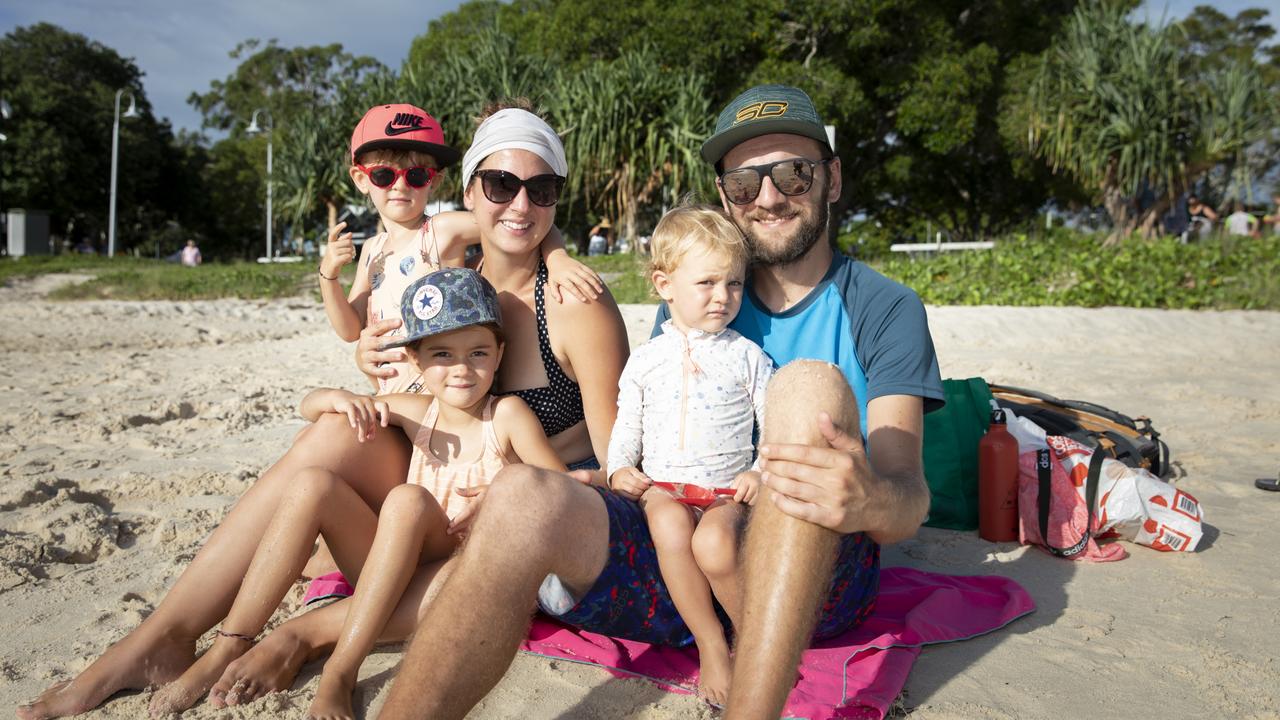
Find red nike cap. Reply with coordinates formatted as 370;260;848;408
350;104;461;168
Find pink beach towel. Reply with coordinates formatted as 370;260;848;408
520;567;1035;720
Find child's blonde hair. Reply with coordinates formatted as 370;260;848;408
648;205;750;275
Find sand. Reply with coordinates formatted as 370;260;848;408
1;274;1277;719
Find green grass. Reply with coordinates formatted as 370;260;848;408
868;231;1280;310
8;231;1277;309
0;255;347;301
579;252;656;304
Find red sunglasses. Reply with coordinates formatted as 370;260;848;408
356;164;439;189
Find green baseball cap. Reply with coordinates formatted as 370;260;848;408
700;84;831;166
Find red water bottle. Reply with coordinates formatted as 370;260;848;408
979;409;1020;542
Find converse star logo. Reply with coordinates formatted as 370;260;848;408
412;285;444;321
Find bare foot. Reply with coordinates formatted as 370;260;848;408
209;626;312;708
695;639;733;707
304;667;357;720
147;636;251;717
17;631;195;719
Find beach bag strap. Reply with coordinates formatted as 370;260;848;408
1036;448;1105;558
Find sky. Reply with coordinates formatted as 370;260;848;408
0;0;461;135
0;1;1271;135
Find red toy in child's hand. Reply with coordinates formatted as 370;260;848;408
652;481;736;508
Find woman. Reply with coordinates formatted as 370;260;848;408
18;102;629;719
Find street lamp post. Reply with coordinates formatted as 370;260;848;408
1;98;10;246
108;89;139;258
247;109;274;261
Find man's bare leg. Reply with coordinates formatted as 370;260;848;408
725;360;860;720
377;466;610;720
17;415;410;720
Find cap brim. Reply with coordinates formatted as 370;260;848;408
700;119;831;165
354;139;462;169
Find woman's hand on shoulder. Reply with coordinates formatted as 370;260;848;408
356;318;407;381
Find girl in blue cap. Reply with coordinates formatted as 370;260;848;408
148;269;566;719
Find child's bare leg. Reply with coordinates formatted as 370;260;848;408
693;501;746;628
642;491;733;706
307;484;457;720
17;415;409;720
211;555;456;707
149;468;379;716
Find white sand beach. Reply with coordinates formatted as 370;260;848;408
2;275;1277;719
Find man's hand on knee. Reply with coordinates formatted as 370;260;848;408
758;411;874;534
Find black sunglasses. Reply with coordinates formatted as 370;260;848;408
473;169;566;207
356;164;438;189
718;157;832;205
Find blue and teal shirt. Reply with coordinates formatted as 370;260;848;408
652;253;945;435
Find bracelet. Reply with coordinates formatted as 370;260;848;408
215;629;257;644
318;268;338;281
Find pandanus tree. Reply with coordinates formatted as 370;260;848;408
546;46;716;248
1022;1;1276;244
399;29;716;250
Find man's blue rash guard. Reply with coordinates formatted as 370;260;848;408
652;253;946;436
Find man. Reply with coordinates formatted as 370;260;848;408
1225;201;1259;238
378;85;944;720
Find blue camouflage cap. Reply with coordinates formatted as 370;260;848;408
381;268;502;349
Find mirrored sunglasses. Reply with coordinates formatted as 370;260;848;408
473;169;565;207
356;164;438;189
718;157;832;205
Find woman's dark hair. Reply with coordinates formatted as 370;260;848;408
474;97;544;128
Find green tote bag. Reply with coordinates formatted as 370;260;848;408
921;377;994;530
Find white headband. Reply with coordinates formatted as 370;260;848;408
461;109;568;189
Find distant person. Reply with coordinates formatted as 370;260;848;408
180;239;202;266
587;219;611;256
1263;193;1280;236
1186;195;1218;239
1225;202;1259;238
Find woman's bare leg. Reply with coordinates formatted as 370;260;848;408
211;556;456;707
148;468;384;716
17;415;410;720
693;501;745;627
642;492;733;706
307;484;457;720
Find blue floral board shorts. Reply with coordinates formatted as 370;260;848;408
548;486;880;647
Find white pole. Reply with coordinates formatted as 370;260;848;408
108;90;123;258
266;137;273;259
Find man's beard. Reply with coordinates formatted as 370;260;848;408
742;183;830;267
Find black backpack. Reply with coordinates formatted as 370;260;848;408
989;384;1170;479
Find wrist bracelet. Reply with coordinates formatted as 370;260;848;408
318;268;338;281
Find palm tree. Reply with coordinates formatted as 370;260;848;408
1023;1;1275;243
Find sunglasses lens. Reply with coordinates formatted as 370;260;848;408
405;167;431;187
721;169;763;205
480;171;521;204
368;167;396;188
771;160;814;195
525;176;563;207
